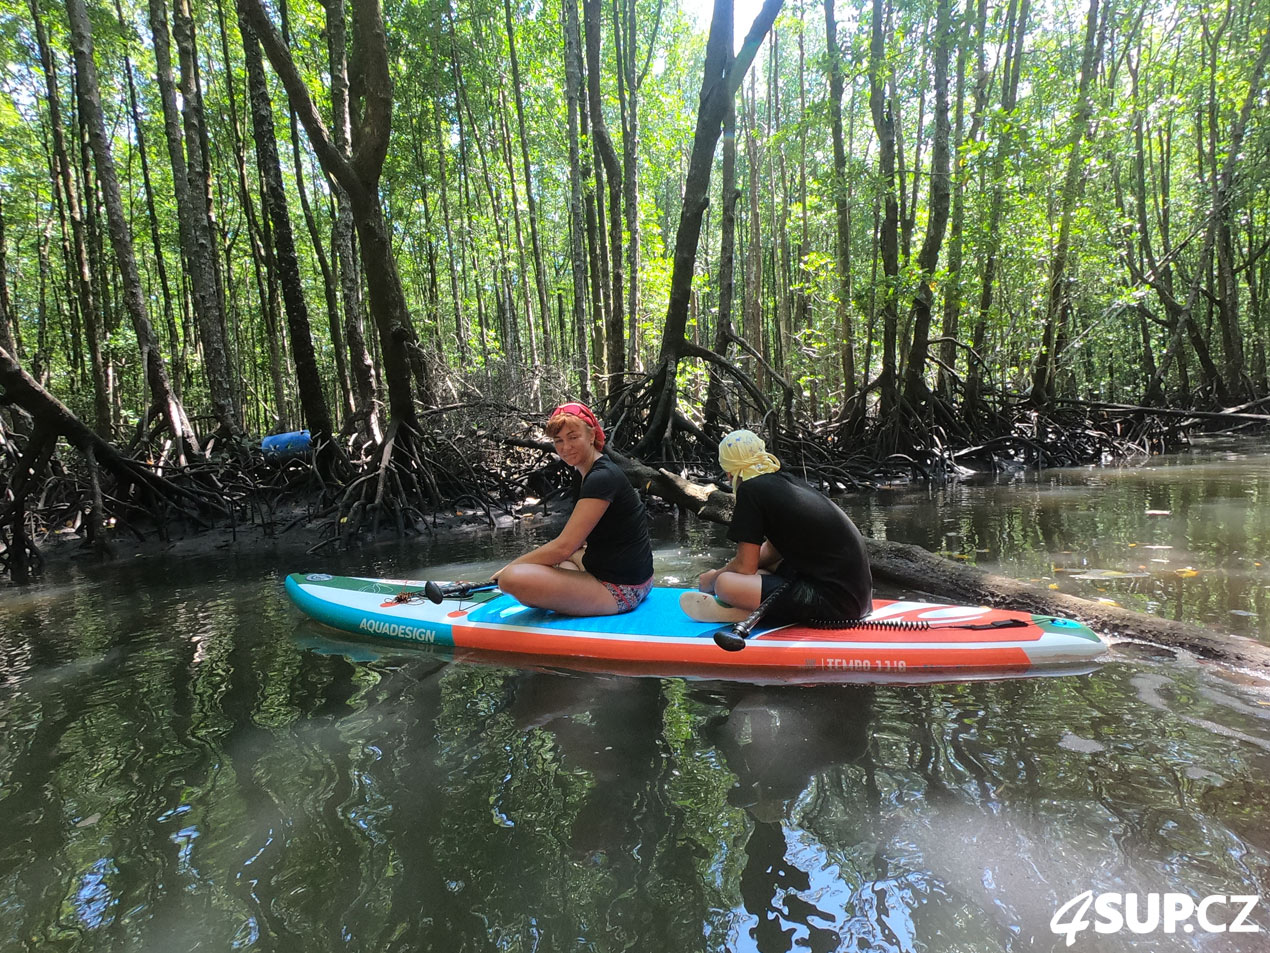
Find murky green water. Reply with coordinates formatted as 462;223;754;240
2;437;1270;952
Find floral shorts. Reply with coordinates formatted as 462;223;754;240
599;575;654;613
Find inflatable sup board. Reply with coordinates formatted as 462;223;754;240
286;573;1107;681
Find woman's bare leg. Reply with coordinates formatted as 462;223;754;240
497;563;620;615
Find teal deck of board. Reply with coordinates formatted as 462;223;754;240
462;587;723;635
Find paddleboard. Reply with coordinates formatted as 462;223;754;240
286;573;1107;682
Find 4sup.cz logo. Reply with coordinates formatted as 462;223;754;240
1050;891;1261;945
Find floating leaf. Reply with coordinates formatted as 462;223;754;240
1174;568;1199;578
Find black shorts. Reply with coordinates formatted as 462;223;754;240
759;570;858;627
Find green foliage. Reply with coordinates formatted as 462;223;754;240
2;0;1268;439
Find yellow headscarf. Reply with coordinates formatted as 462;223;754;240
718;429;781;490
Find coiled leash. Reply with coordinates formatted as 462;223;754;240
713;579;1027;652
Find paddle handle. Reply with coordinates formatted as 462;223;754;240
424;580;499;604
712;579;792;652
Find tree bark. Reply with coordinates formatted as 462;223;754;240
868;0;900;420
242;0;428;429
65;0;200;458
503;0;552;369
743;77;765;390
237;2;337;475
703;27;738;434
616;0;658;374
584;0;627;385
638;0;783;456
937;0;988;402
0;197;13;358
824;0;859;408
116;10;182;408
171;0;242;435
563;0;592;403
967;0;1029;413
1030;0;1105;407
324;0;380;440
901;0;952;412
29;0;110;437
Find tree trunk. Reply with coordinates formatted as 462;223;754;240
237;2;337;474
116;12;182;407
324;0;380;440
743;77;765;391
0;343;221;534
243;0;427;429
564;0;592;403
435;46;468;370
868;0;900;420
770;27;792;381
638;0;783;456
617;0;657;373
292;112;352;422
213;0;284;433
65;0;199;458
1207;14;1253;400
824;0;856;405
1141;33;1270;405
29;0;110;437
503;0;552;369
1030;0;1104;407
900;0;952;412
495;89;541;387
171;0;241;435
703;42;739;434
584;0;627;387
0;197;13;358
937;0;988;402
967;0;1029;413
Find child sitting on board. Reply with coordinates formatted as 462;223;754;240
683;429;873;625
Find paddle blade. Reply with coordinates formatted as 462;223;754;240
424;580;445;604
713;627;748;652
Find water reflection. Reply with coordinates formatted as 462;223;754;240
704;686;875;952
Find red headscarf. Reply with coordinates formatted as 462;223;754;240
549;401;605;451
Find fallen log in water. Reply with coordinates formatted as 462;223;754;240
864;538;1270;672
603;451;1270;673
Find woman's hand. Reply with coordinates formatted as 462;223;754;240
698;568;721;593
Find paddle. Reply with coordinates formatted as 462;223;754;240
423;580;500;604
712;580;792;652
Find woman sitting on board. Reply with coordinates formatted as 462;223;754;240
493;402;654;615
683;429;873;625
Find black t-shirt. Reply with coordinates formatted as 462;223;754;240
727;471;872;617
572;454;654;585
